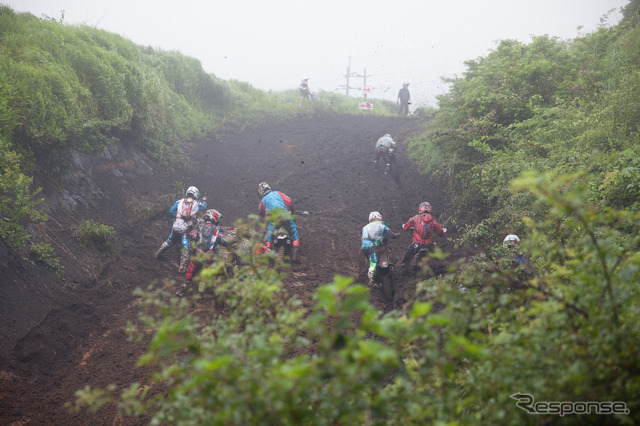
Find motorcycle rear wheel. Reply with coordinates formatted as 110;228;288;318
379;268;394;308
276;245;286;267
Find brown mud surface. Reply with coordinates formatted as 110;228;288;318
0;113;466;424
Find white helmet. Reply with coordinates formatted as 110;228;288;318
418;202;432;214
257;182;271;197
204;209;221;225
369;211;382;222
186;186;200;199
503;234;520;247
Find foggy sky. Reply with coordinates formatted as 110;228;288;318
2;0;629;108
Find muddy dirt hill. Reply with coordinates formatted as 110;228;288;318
0;113;464;424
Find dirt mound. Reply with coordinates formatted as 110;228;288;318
0;113;464;424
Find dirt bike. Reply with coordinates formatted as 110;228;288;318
372;244;395;304
403;243;434;274
176;223;240;296
403;228;447;275
374;148;397;177
272;226;298;265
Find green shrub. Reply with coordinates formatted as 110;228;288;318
74;220;115;250
71;176;639;425
31;241;63;278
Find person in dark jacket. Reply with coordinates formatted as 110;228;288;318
397;82;411;115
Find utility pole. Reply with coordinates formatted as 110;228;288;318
363;68;367;100
337;56;367;96
346;61;350;96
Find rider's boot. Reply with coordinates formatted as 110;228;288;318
261;241;272;253
155;242;169;259
179;250;190;272
176;279;189;297
400;249;412;270
291;240;300;262
367;266;375;285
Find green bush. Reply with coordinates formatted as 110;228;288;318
72;183;640;424
74;220;116;250
31;241;64;278
408;16;640;238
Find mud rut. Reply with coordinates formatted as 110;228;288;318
0;114;462;424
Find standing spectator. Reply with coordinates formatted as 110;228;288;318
397;82;411;115
299;77;313;106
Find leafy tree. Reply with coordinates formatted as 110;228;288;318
409;8;640;238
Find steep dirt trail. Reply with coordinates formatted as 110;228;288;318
185;114;456;305
0;114;459;424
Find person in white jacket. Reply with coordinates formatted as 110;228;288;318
361;211;399;283
154;186;208;272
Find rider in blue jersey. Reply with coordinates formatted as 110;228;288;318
257;182;300;257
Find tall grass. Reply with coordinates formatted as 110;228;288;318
0;5;399;253
0;6;230;165
1;5;397;169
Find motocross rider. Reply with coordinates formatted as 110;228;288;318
361;211;399;284
176;209;229;297
257;182;300;258
154;186;208;272
374;134;397;172
503;234;527;267
400;202;446;269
